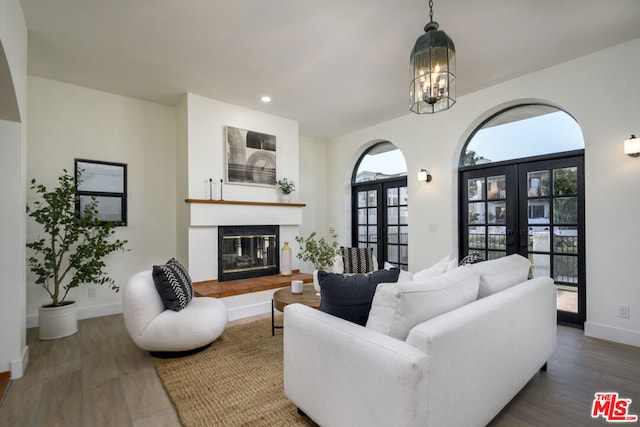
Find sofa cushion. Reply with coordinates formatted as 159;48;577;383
152;258;195;311
468;254;531;298
366;266;480;340
318;268;400;326
413;255;450;280
341;247;376;274
384;262;414;282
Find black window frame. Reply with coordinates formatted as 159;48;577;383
75;158;128;226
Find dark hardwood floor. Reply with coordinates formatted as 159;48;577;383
0;314;638;426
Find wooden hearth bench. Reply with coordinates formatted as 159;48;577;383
194;270;313;298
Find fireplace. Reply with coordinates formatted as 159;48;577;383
218;225;280;282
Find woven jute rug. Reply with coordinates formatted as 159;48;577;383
153;316;316;426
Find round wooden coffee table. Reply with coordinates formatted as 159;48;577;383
271;285;320;335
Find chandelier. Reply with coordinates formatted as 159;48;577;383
410;0;456;114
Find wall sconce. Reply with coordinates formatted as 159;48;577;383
624;134;640;157
418;169;432;182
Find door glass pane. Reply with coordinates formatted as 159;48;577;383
369;243;377;254
487;175;506;200
529;226;550;252
553;167;578;195
387;207;398;224
368;226;378;242
468;178;485;201
487;201;506;224
399;246;408;264
368;208;377;224
530;253;550;278
358;226;367;242
557;286;578;313
554;197;577;224
358;208;367;225
399;187;408;204
488;226;506;250
399;206;408;224
554;255;578;284
387;226;398;244
468;226;486;249
528;200;550;224
399;226;408;244
469;202;486;224
554;227;578;253
387;188;398;206
487;251;506;260
527;170;550;197
367;190;377;207
388;245;398;263
358;191;367;208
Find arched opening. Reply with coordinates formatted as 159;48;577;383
351;141;409;270
459;103;586;325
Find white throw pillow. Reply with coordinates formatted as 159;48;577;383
384;261;414;282
469;254;531;298
331;254;344;274
366;266;480;340
413;255;450;281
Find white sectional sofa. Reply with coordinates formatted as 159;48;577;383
283;255;557;427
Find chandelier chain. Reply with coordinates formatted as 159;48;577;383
429;0;434;22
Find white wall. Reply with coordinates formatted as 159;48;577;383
0;0;27;378
297;135;330;272
182;93;301;281
26;77;177;325
325;38;640;347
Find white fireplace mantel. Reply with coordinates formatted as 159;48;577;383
186;199;305;226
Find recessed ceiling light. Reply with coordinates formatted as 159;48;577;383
260;95;272;103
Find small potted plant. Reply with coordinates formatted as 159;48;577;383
275;177;295;202
27;169;128;339
295;226;340;293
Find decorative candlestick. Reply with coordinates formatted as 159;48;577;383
220;179;224;200
209;178;213;200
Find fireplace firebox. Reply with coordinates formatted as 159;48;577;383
217;225;280;282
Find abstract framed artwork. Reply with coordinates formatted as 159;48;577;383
225;126;276;186
75;158;127;225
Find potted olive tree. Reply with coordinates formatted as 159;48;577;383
27;169;127;340
295;226;340;293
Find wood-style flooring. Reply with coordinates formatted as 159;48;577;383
1;314;639;427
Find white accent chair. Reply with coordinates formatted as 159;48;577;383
123;270;228;353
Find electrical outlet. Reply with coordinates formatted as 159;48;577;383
88;287;96;298
617;304;630;319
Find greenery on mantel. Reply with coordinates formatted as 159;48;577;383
295;226;340;270
275;178;296;195
26;169;128;307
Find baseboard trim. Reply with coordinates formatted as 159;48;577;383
10;345;29;379
26;303;123;329
227;301;271;322
584;321;640;348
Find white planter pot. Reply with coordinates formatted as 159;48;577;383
38;301;78;340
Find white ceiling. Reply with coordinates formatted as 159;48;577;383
19;0;640;139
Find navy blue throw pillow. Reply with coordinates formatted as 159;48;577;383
318;268;400;326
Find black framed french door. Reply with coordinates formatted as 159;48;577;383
352;178;408;270
460;152;585;325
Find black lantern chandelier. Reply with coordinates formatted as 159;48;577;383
410;0;456;114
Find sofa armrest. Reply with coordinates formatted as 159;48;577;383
283;303;428;427
405;276;556;426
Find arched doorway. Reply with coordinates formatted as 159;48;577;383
459;104;585;326
351;142;408;270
